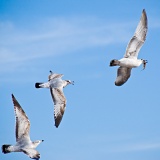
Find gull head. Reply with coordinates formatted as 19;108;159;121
66;80;74;85
33;140;44;147
63;80;74;88
141;59;148;70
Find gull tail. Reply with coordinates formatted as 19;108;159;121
35;82;50;88
35;83;43;88
110;59;120;66
2;145;12;154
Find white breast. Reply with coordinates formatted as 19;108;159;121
50;78;63;88
119;58;142;68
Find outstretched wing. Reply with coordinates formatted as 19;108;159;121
50;88;66;128
12;94;30;142
22;148;40;160
115;67;132;86
124;9;148;58
48;72;63;81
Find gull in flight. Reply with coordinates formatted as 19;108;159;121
110;9;148;86
2;94;44;159
35;70;74;128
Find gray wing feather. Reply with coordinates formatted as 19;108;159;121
12;94;30;142
50;88;66;127
124;9;148;58
48;73;63;81
115;67;132;86
22;148;40;160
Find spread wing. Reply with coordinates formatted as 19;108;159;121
12;94;30;142
115;67;132;86
50;88;66;128
124;9;148;58
22;148;40;160
48;72;63;81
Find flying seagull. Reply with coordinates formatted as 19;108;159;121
110;9;148;86
2;94;44;160
35;70;74;128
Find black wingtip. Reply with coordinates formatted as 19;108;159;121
55;122;59;128
115;82;123;86
11;94;16;101
142;9;147;18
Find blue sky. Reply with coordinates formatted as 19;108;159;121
0;0;160;160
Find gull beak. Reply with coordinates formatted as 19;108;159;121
142;60;148;70
71;81;74;85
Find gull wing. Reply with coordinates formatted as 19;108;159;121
124;9;148;58
48;72;63;81
115;67;132;86
50;88;66;128
22;148;40;160
12;94;31;142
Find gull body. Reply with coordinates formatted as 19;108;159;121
35;71;74;128
119;58;143;68
38;77;70;89
2;94;44;160
110;9;148;86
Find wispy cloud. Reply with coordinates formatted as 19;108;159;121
103;134;160;153
112;142;160;153
0;17;133;69
0;15;160;73
81;133;160;154
149;18;160;29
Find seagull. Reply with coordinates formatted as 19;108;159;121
2;94;44;160
35;70;74;128
110;9;148;86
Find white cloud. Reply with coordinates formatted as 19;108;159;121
0;17;132;66
107;141;160;153
0;15;159;74
83;133;160;154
